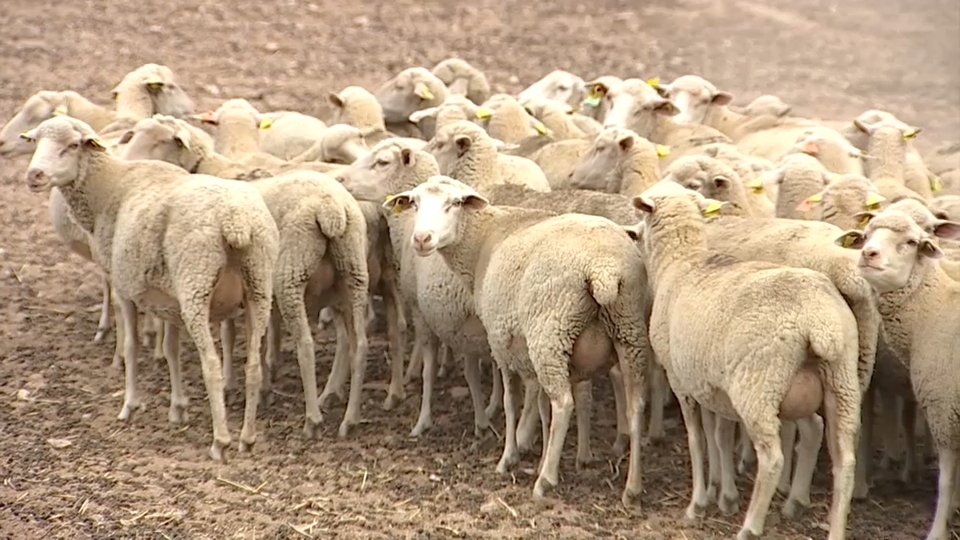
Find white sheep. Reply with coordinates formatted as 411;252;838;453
834;209;960;540
563;127;663;197
383;175;648;506
375;67;449;137
578;76;623;124
925;141;959;195
662;154;774;217
516;69;586;111
853;118;927;203
430;58;491;105
256;110;329;160
22;116;278;462
630;180;861;540
477;94;551;144
328;85;421;147
408;94;483;141
790;126;864;176
118;115;373;439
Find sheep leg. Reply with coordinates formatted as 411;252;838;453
238;288;270;453
714;416;741;516
647;363;667;442
221;317;238;404
738;421;757;475
531;368;574;499
111;295;124;370
163;323;188;424
485;358;503;421
821;382;861;540
319;311;350;407
777;421;797;494
116;299;143;421
317;306;334;331
900;397;918;484
382;287;407;411
463;353;490;437
277;292;323;439
265;303;282;399
573;379;594;470
783;414;824;518
854;386;874;499
436;344;452;379
925;450;959;540
878;394;903;472
536;386;550;476
701;409;720;505
410;327;438;437
614;341;645;507
609;365;630;456
676;397;710;522
736;407;784;540
404;329;423;383
151;315;165;361
495;368;521;474
339;296;370;438
516;380;542;454
93;274;111;343
180;302;231;461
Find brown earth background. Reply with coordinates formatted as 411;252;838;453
1;0;958;538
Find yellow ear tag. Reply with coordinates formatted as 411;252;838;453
930;175;943;193
808;193;823;203
746;179;765;195
864;192;885;210
841;234;857;248
701;201;723;217
475;107;492;120
645;77;661;86
258;118;273;130
391;204;404;214
584;96;601;108
655;144;671;158
52;105;68;117
902;129;917;140
857;216;871;229
533;121;548;135
414;84;434;101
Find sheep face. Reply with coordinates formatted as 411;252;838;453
929;195;960;222
423;122;483;174
835;211;960;293
117;117;195;167
0;91;69;157
602;80;679;134
517;70;585;109
22;117;106;193
663;155;740;197
655;75;732;125
568;127;637;190
337;143;416;202
376;68;439;124
382;176;488;257
320;125;369;165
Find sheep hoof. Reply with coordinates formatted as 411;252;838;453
303;416;323;439
209;440;230;462
473;420;490;439
683;501;706;524
382;392;404;411
575;451;596;472
646;428;666;444
410;419;432;438
436;364;449;379
168;403;189;425
93;327;108;344
719;494;740;516
532;476;555;499
776;480;791;496
612;434;629;456
781;496;809;519
110;355;123;371
736;527;761;540
116;399;142;421
496;453;519;475
852;479;870;500
621;486;642;508
260;389;276;408
337;418;354;439
484;403;500;422
238;438;255;454
705;484;718;504
318;390;343;409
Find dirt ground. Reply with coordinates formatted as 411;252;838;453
0;0;957;538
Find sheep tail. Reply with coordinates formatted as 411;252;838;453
587;265;621;307
219;201;254;250
316;200;348;239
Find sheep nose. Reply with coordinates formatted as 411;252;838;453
863;247;880;260
25;168;47;191
334;175;345;183
412;232;433;251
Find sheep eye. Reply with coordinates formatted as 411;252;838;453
375;159;390;167
68;142;80;150
905;239;918;247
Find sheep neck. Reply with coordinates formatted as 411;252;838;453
874;261;954;362
62;92;117;132
113;83;154;120
643;205;708;287
774;171;824;219
194;146;248;178
346;104;385;132
702;105;745;140
865;131;906;182
214;116;261;160
616;147;661;197
449;142;500;194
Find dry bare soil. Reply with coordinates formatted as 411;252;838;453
1;0;958;538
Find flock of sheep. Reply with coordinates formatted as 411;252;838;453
1;59;958;540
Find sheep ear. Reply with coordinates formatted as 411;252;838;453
711;91;733;106
118;130;134;145
328;92;345;108
918;239;944;260
454;134;472;157
617;134;635;152
712;176;731;189
853;118;872;134
834;230;866;249
400;147;415;167
652;99;679;116
621;223;644;241
651;83;669;98
174;129;191;150
461;194;489;212
413;82;434;101
18;128;38;143
191;111;218;125
409;107;439;124
853;211;876;230
382;192;415;214
902;127;921;140
83;134;107;152
631;195;656;214
475;107;493;120
932;220;960;241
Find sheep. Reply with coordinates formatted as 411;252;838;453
579;76;623;124
289;124;373;165
854;118;927;203
430;58;491;105
375;67;449;136
118;115;372;439
796;174;887;231
328;85;417;147
630;180;861;540
0;92;116;155
758;152;834;220
256;110;329;160
516;69;587;110
701;143;780;202
652;75;848;165
22;116;278;461
477;94;550;144
564;127;663;197
663;154;774;217
407;94;482;141
100;63;195;138
841;110;940;198
790;126;864;176
834;209;960;540
600;78;734;167
382;175;649;506
528;138;593;187
519;96;588;141
423;120;551;192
